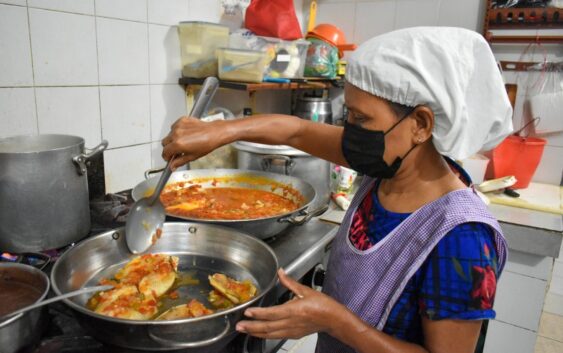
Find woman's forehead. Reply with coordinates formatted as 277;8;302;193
345;83;389;110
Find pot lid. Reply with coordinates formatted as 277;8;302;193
232;141;309;156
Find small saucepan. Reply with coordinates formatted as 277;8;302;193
0;263;50;353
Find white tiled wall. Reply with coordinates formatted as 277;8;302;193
0;0;240;193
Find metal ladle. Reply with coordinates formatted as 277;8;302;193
0;284;113;324
125;77;220;254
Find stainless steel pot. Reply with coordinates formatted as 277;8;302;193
132;169;324;239
0;134;107;252
0;263;50;353
293;96;333;124
51;222;278;351
233;141;331;212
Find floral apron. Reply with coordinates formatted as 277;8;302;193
315;177;508;353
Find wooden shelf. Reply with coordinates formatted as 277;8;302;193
178;77;344;92
486;33;563;43
487;7;562;29
483;1;563;44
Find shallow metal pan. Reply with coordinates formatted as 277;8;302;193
50;222;278;351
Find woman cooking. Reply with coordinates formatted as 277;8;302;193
162;27;513;353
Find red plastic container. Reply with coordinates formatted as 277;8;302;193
490;135;546;189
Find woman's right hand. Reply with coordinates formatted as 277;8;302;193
162;116;229;170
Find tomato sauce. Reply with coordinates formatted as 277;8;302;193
160;184;301;220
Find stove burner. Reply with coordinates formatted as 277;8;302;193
0;251;51;270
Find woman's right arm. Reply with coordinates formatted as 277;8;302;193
162;114;348;169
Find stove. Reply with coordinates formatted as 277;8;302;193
5;193;337;353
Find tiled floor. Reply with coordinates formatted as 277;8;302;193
534;312;563;353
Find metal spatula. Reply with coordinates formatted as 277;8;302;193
125;77;219;254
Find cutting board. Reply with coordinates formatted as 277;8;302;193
486;182;563;215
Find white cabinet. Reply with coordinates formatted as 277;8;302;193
483;250;553;353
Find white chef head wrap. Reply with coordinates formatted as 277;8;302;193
346;27;513;160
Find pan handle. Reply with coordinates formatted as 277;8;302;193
144;167;165;180
260;155;295;175
278;204;329;226
147;316;231;348
72;140;108;175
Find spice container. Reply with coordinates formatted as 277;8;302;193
178;21;229;78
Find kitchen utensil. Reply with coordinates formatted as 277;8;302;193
51;222;279;351
476;176;518;193
0;285;112;323
132;169;321;239
307;0;317;33
222;58;262;73
125;77;219;254
0;135;107;252
0;263;50;353
233;142;331;212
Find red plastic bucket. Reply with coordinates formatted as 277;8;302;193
490;135;546;189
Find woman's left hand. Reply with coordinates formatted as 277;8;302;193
235;268;345;340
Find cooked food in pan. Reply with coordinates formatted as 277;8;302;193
88;254;257;321
160;183;301;220
91;285;158;320
208;289;235;310
156;299;214;320
209;273;257;304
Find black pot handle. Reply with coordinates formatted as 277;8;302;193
278;204;329;226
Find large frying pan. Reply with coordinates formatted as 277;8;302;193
51;222;278;351
132;169;327;239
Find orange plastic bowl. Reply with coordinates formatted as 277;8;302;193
307;23;356;57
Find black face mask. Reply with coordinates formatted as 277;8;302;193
341;109;417;179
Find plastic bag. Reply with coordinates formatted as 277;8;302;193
244;0;302;40
304;38;339;78
527;62;563;133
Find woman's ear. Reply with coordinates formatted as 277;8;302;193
410;106;434;144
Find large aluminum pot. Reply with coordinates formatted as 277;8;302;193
51;222;278;352
0;134;107;252
0;263;50;353
133;169;325;239
233;141;331;212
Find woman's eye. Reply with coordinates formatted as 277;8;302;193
348;112;367;124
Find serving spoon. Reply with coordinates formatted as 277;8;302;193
125;76;220;254
0;284;113;324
